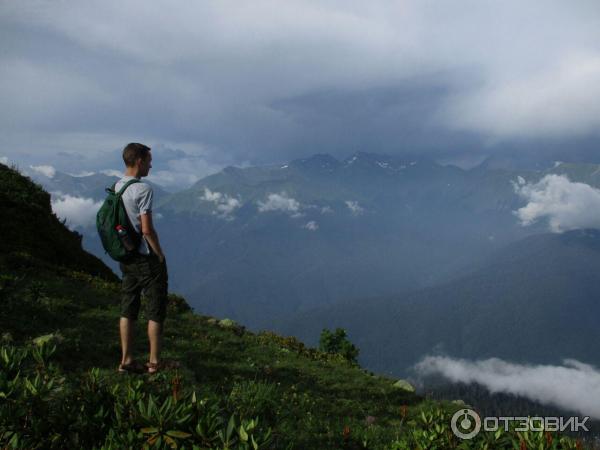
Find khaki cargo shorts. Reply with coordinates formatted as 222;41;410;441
119;253;168;323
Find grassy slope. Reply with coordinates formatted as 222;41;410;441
0;163;116;281
1;255;429;449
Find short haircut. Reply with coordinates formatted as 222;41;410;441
122;143;151;167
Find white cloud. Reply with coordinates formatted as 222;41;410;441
199;188;241;220
51;193;102;229
513;174;600;232
0;156;8;165
29;164;56;178
147;170;201;190
304;220;318;231
443;52;600;138
3;0;600;166
414;355;600;420
258;192;302;217
345;200;364;216
146;155;226;190
68;170;95;177
100;169;122;177
321;206;333;214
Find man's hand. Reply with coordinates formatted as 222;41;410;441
140;212;165;259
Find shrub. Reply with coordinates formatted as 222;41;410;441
318;328;360;364
0;341;275;449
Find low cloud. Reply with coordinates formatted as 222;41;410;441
199;188;241;220
303;220;318;231
68;170;95;177
148;170;202;191
146;152;227;191
345;200;364;216
29;164;56;178
100;169;122;177
258;192;302;218
513;174;600;232
0;156;8;165
414;355;600;419
51;193;102;229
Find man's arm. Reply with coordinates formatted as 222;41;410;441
140;212;165;262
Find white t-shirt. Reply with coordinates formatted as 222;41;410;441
114;175;153;255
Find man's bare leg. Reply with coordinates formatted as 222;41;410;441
120;317;135;365
148;320;162;365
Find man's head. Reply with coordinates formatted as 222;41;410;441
122;143;152;177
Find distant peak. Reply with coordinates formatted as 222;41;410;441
344;151;388;162
289;154;341;170
341;152;432;171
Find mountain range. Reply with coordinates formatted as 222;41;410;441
279;228;600;377
23;152;600;376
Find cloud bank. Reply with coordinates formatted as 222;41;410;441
513;174;600;232
51;193;102;229
2;0;600;170
414;355;600;419
29;164;56;178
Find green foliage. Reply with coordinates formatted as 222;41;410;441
0;341;273;450
228;380;280;421
319;328;360;364
388;403;585;450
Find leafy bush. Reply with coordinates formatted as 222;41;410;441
319;328;360;364
388;404;586;450
0;341;273;450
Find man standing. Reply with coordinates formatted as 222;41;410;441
116;143;168;374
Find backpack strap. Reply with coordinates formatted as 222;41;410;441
116;179;140;197
112;179;143;242
105;179;141;197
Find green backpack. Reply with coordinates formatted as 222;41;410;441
96;179;142;262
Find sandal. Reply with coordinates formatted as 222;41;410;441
146;359;180;374
118;360;145;374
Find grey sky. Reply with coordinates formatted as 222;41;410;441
2;0;600;186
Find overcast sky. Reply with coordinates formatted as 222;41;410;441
2;0;600;185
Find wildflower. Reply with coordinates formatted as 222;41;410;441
171;372;182;402
343;425;351;439
400;405;408;419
